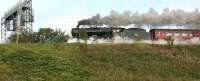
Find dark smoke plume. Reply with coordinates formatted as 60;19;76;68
77;8;200;29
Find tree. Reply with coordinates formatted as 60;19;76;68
161;7;173;27
9;32;32;43
108;10;121;26
142;8;160;29
8;28;69;43
120;11;132;26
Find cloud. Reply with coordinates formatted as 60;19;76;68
32;0;91;34
161;0;200;11
0;0;17;18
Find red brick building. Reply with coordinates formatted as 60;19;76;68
150;29;200;41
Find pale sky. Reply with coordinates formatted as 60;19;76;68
0;0;200;34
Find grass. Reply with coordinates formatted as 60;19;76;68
0;43;200;81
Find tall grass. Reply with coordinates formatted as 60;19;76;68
0;43;200;81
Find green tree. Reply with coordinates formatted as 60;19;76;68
8;28;69;43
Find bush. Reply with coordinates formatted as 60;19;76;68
8;28;69;43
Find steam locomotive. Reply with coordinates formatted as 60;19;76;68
71;27;124;39
71;27;150;40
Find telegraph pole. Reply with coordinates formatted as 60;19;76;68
16;0;22;43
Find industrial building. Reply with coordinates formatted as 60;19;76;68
1;0;33;43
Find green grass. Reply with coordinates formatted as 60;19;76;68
0;43;200;81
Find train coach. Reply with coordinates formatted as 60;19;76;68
150;29;200;41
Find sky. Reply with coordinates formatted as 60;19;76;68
0;0;200;35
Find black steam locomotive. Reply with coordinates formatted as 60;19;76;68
71;27;124;39
71;27;150;40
